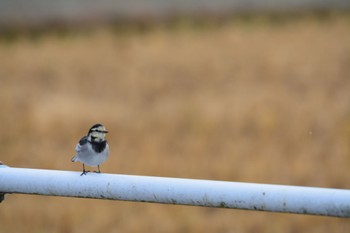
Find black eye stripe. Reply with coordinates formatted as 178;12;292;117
92;129;108;133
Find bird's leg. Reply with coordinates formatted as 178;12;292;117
94;165;101;173
80;164;90;176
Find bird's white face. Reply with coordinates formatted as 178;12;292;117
88;125;108;142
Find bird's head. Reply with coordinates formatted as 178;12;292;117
88;123;108;143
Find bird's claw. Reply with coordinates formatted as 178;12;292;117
80;170;90;176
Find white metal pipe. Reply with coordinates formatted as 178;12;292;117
0;166;349;217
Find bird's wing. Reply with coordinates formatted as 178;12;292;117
75;136;88;153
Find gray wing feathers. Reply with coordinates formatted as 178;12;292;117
76;136;88;153
72;136;88;162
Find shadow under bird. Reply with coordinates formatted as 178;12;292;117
71;123;110;176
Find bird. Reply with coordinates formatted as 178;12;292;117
71;123;110;176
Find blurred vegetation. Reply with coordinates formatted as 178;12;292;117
0;11;350;233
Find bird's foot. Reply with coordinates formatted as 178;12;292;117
93;170;101;174
80;170;90;176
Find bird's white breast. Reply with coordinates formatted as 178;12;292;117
75;142;109;166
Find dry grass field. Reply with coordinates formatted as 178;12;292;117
1;13;350;233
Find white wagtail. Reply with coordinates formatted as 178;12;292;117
71;123;110;176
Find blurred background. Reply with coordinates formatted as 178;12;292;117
1;0;350;232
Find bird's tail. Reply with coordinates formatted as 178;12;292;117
71;156;78;162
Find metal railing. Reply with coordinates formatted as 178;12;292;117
0;164;349;217
1;0;350;26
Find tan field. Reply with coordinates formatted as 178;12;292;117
0;13;350;232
